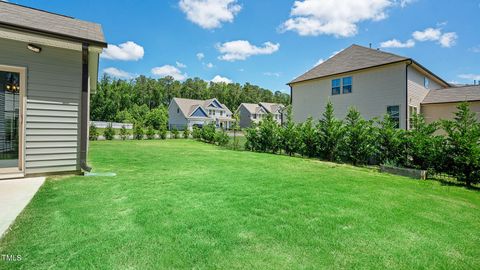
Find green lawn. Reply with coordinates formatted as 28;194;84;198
0;140;479;269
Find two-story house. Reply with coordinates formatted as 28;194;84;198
289;44;480;129
168;98;234;130
236;102;285;128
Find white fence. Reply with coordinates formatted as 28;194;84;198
90;121;133;129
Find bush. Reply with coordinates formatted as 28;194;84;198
146;126;156;140
279;106;301;156
171;128;179;139
215;130;229;146
119;125;129;140
104;123;115;140
201;123;216;143
441;102;480;187
317;101;344;162
257;114;281;153
183;128;190;139
144;107;168;130
192;126;202;140
133;124;144;140
299;117;318;158
158;126;167;140
89;123;99;141
376;114;404;165
340;107;377;165
245;124;260;151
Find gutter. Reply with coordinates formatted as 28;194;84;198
406;60;413;130
80;43;92;172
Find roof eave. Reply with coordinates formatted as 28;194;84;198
0;22;107;48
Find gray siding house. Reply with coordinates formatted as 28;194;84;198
289;44;474;129
0;2;106;178
168;98;234;130
236;102;285;128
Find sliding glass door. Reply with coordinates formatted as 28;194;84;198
0;69;21;170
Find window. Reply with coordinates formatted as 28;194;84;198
177;108;180;114
331;79;341;95
409;106;418;129
253;114;257;119
387;105;400;129
220;111;224;116
342;77;352;94
424;77;430;89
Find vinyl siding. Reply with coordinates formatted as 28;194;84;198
422;101;480;124
0;38;81;174
238;105;253;128
407;66;443;128
168;101;188;130
291;62;407;129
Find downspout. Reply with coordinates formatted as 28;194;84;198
80;43;92;172
405;60;413;130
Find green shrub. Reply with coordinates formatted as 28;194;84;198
183;128;190;139
317;101;344;162
133;124;144;140
279;106;301;156
89;123;99;141
158;126;167;140
245;124;260;151
375;114;404;165
119;125;129;140
340;107;377;165
215;130;229;146
172;128;179;139
441;102;480;187
299;117;318;158
201;123;216;143
144;107;168;130
231;112;241;150
104;124;115;140
257;114;280;153
146;126;156;140
192;126;202;140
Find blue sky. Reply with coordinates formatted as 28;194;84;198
9;0;480;93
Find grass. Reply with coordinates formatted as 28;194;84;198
0;140;479;269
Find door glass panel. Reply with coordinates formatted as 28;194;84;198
0;71;20;169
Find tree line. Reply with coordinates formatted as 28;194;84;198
91;74;290;128
244;102;480;187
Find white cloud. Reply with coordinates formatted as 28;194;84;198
179;0;241;29
458;74;480;81
280;0;399;37
103;67;133;79
412;28;442;41
412;27;457;48
438;32;457;48
216;40;280;61
211;75;232;83
151;65;187;81
398;0;416;8
101;41;144;61
470;46;480;53
264;72;281;77
380;38;415;48
196;52;205;60
176;61;187;68
205;62;214;68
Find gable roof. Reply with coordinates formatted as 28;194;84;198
421;85;480;104
0;2;106;47
288;44;449;87
239;103;284;115
289;45;407;85
172;98;232;118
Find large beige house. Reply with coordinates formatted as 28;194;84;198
168;98;234;130
236;102;285;128
289;44;480;129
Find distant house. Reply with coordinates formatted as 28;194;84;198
168;98;234;130
0;2;106;178
236;102;285;128
289;44;480;129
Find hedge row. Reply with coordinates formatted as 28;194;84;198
245;102;480;187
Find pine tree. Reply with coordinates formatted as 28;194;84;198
280;106;300;156
317;101;344;162
341;107;376;165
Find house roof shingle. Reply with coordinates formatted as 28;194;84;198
173;98;232;118
421;85;480;104
289;44;408;84
239;103;284;114
0;2;106;46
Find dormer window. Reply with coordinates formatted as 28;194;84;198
424;77;430;89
